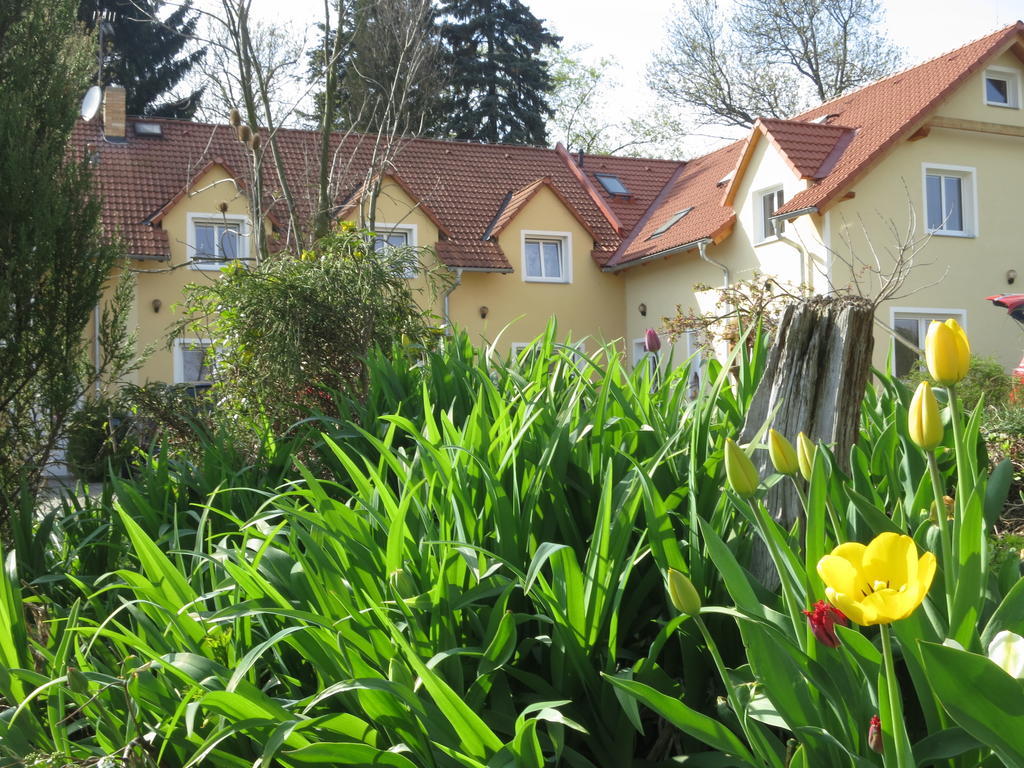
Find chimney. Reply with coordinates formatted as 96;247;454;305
103;85;126;140
577;148;584;167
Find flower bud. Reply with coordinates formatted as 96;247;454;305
724;438;759;497
768;429;799;475
868;715;883;754
666;568;701;616
908;380;943;450
796;432;816;482
644;328;661;353
925;318;970;386
802;600;847;648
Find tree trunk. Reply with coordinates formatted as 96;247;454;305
739;295;875;588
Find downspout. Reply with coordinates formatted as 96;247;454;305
774;226;808;287
697;240;729;288
443;267;463;335
770;208;818;289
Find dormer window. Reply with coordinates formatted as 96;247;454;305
985;67;1019;108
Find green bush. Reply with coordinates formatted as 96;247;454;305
176;224;450;439
906;353;1013;410
5;328;1019;767
64;396;136;482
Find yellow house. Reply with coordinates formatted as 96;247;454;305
618;21;1024;376
72;98;679;386
74;21;1024;385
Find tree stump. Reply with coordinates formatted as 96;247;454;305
739;295;876;588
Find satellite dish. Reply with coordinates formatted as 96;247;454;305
80;85;102;121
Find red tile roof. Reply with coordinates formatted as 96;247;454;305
777;21;1024;215
71;120;681;270
604;142;741;270
610;21;1024;270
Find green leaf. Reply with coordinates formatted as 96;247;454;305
920;641;1024;767
479;611;516;676
983;575;1024;647
602;673;756;764
985;459;1013;530
524;543;569;595
912;727;983;763
282;742;418;767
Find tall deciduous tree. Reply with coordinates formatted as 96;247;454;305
436;0;561;145
0;0;133;532
649;0;902;129
78;0;206;118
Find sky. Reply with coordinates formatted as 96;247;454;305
228;0;1024;155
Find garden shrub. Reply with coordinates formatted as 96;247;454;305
175;223;450;440
64;395;136;482
3;325;1020;767
905;353;1012;411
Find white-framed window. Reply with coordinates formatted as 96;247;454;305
521;230;572;283
510;340;585;368
755;186;785;243
372;222;418;278
923;164;976;236
173;338;217;386
890;307;967;378
984;67;1020;108
188;213;250;270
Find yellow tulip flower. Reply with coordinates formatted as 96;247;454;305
908;380;943;450
796;432;816;481
925;319;970;386
724;438;760;497
817;532;936;625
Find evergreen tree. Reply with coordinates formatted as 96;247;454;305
436;0;561;145
78;0;206;119
0;0;129;530
306;0;442;136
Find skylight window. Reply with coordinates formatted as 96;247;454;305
134;122;163;137
595;173;630;196
647;207;693;239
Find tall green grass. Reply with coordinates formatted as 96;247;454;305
0;328;764;767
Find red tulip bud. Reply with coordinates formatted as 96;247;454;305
868;714;883;754
644;328;661;353
802;600;847;648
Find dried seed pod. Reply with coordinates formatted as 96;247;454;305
218;201;228;213
236;124;251;143
249;132;261;152
228;108;241;127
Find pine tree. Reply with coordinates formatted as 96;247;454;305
0;0;128;529
78;0;206;119
437;0;561;145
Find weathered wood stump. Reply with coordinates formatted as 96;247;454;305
739;295;876;588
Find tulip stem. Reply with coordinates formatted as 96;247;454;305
879;624;912;768
926;451;955;620
947;383;973;523
694;615;780;767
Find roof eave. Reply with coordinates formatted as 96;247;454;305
602;237;715;273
